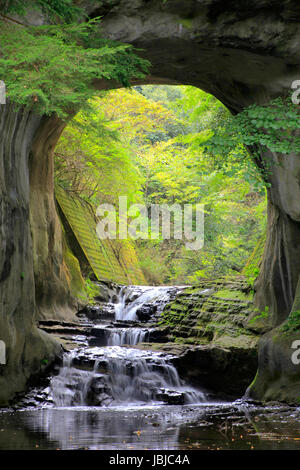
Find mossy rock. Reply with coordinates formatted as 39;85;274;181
247;328;300;404
56;185;146;285
63;247;88;304
160;276;259;352
212;289;253;301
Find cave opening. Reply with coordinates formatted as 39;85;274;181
53;84;267;288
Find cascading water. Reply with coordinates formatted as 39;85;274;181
50;285;206;407
5;290;300;451
114;285;176;321
90;325;151;347
107;328;149;346
50;351;94;407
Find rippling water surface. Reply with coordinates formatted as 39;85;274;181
0;403;299;450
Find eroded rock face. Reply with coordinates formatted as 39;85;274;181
29;114;84;321
156;278;259;396
247;276;300;403
246;329;300;404
254;158;300;326
95;0;300;107
0;102;62;404
174;345;258;398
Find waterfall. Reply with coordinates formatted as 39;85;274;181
51;347;205;406
50;285;206;407
50;351;93;407
107;328;149;346
114;285;175;321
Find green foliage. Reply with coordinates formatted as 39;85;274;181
280;310;300;333
244;266;260;287
249;306;270;324
55;98;142;205
0;0;84;22
243;229;267;286
93;86;266;283
55;85;267;285
0;19;149;118
138;254;169;285
204;97;300;180
84;277;100;304
170;86;228;132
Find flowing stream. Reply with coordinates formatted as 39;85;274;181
0;285;299;450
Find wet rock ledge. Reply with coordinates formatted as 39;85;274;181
38;277;260;399
134;277;260;397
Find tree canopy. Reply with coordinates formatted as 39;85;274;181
0;18;149;118
55;85;268;285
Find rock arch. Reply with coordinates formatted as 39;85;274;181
1;0;300;402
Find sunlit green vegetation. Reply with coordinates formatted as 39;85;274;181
55;85;267;284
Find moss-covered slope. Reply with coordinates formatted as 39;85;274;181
160;277;257;347
55;186;146;285
151;277;260;397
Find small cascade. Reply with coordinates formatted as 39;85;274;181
104;347;205;404
51;347;205;407
114;285;177;321
107;328;149;346
50;351;96;407
89;326;152;347
50;284;206;408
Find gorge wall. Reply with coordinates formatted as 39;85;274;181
1;0;300;403
0;102;62;404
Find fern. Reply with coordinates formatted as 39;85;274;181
0;0;85;22
0;18;149;118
